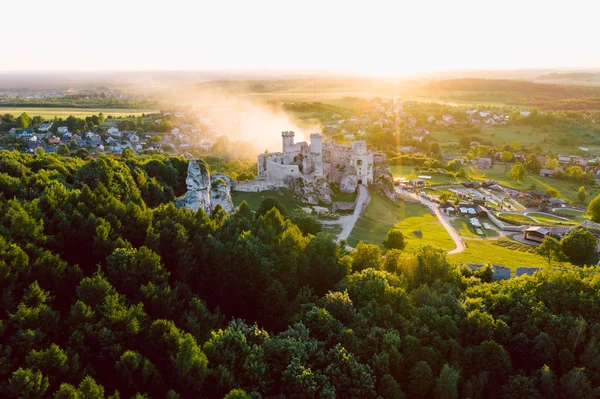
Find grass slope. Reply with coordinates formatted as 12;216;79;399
231;189;301;213
348;195;455;251
448;240;571;271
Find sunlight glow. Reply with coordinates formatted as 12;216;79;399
4;0;599;73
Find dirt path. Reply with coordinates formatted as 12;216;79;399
432;206;466;255
337;184;369;242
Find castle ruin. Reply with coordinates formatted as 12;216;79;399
257;131;384;193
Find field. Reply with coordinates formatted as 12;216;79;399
448;239;572;272
499;213;536;224
347;195;455;250
231;189;301;213
554;208;589;222
390;165;460;185
432;124;600;155
450;217;499;238
527;212;576;225
0;107;157;119
469;164;600;205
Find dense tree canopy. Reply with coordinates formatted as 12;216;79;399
0;149;599;398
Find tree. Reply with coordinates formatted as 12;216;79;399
560;229;597;264
535;236;566;267
56;144;70;156
98;112;105;125
16;112;32;128
409;361;434;398
501;151;514;163
257;196;286;217
587;193;600;222
383;229;406;251
289;210;322;236
510;163;526;182
352;242;382;272
435;364;459;399
8;368;49;398
578;186;587;203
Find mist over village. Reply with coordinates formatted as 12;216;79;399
1;1;600;398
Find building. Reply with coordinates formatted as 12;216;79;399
257;131;381;189
57;126;69;135
37;122;53;132
540;168;558;177
523;226;550;243
477;158;492;169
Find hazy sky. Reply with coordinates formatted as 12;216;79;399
7;0;598;74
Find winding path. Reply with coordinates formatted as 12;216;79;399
337;184;369;241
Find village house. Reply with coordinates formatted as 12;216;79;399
57;126;69;135
557;155;571;164
107;127;121;138
477;157;492;169
539;168;560;177
520;110;531;117
48;136;61;145
523;226;550;243
37;122;53;133
171;127;180;136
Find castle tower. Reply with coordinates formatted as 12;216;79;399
282;131;295;152
310;133;323;178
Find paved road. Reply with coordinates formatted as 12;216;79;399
337;184;369;242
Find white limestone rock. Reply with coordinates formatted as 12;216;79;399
176;160;237;214
291;177;333;205
210;178;234;213
179;160;212;214
339;173;358;193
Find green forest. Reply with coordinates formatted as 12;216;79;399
1;150;600;398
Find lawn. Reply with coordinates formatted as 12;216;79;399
469;164;600;205
231;189;301;213
450;217;499;238
448;239;572;272
347;195;455;251
499;213;536;224
330;185;357;203
527;212;577;225
554;208;589;223
390;165;459;185
0;106;157;119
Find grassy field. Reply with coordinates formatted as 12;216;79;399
347;195;455;251
527;212;577;225
390;165;459;185
554;208;589;222
499;213;536;224
450;217;499;238
231;189;301;213
469;164;600;205
448;239;572;272
0;107;158;119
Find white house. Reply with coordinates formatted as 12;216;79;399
57;126;69;135
37;122;53;133
129;134;140;143
171;127;180;136
520;110;531;117
107;127;121;138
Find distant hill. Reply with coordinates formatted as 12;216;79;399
419;78;600;110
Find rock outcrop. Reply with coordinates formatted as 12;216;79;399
372;156;395;200
290;176;333;205
176;160;234;214
210;178;235;213
339;165;358;193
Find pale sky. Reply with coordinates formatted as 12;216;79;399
6;0;599;74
